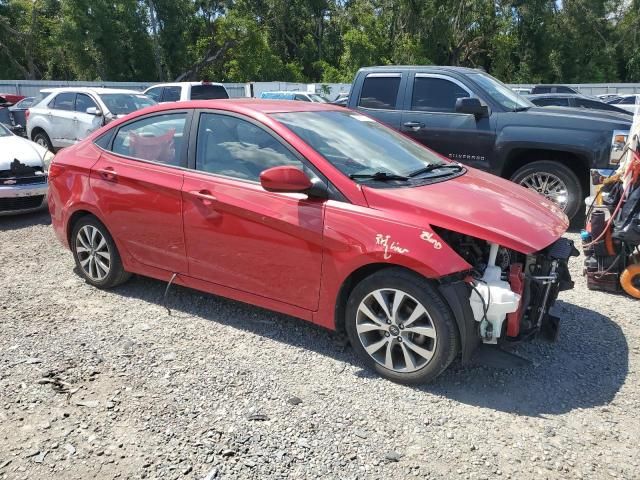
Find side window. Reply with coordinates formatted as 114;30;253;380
557;86;574;94
145;87;163;102
294;94;311;102
358;75;401;110
621;96;637;105
75;93;98;113
50;92;75;111
111;113;187;166
195;113;303;182
535;97;568;107
162;86;181;102
411;77;470;112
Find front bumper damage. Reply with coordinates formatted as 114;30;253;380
439;237;577;363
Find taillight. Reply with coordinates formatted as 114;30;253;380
48;163;65;180
25;109;30;121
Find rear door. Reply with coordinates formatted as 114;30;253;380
181;110;325;310
400;73;496;170
90;110;192;273
353;72;406;129
48;92;76;147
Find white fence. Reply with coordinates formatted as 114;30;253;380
0;80;351;100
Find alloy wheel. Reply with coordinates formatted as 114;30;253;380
75;225;111;281
35;137;48;148
518;172;569;211
355;288;437;373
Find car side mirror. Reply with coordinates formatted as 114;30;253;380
86;107;103;116
455;97;488;118
260;166;327;198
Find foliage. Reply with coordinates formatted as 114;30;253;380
0;0;638;83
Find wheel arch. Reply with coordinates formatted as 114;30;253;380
30;125;48;141
334;263;477;364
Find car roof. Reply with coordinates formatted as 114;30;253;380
357;65;481;74
146;82;225;88
527;93;589;99
261;91;307;95
138;98;343;115
533;84;573;87
40;87;143;95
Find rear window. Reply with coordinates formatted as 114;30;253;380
51;92;75;111
358;75;401;110
191;84;229;100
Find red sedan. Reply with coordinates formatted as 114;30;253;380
48;100;576;383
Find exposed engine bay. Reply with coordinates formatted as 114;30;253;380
435;228;577;344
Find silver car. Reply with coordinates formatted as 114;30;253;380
26;87;156;151
0;123;54;215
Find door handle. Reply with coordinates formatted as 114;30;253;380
96;167;117;182
403;121;425;130
189;190;218;205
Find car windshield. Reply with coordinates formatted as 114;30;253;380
98;93;156;115
469;72;533;111
272;110;448;179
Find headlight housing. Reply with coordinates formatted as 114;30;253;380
610;129;629;165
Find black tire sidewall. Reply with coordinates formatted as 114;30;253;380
34;131;53;152
71;216;125;289
511;160;583;220
344;269;459;385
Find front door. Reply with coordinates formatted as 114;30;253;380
181;111;325;310
400;73;496;171
73;93;103;142
90;111;191;273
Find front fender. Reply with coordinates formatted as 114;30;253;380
313;201;471;330
494;124;608;172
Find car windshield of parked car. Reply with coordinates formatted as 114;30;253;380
470;72;533;111
272;110;448;180
98;93;156;115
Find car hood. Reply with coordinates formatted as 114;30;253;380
362;167;569;254
520;106;632;129
0;135;47;170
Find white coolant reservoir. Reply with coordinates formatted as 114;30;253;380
469;243;521;344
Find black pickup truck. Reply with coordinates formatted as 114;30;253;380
347;66;632;219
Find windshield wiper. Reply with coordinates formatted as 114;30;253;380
408;164;463;178
349;171;409;181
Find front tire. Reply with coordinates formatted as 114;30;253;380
71;216;130;289
344;268;459;384
510;160;583;220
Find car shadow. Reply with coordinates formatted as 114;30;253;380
0;210;51;231
111;276;628;417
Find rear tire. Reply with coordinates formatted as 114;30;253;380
33;130;53;152
71;216;130;289
510;160;582;220
344;268;459;384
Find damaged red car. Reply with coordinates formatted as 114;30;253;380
48;100;577;384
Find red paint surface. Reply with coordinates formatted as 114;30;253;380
48;100;569;330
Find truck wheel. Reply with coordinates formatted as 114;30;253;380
33;131;53;152
344;268;459;385
510;161;582;220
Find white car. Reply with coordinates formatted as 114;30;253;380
143;81;229;103
607;94;640;114
26;88;156;151
0;122;54;215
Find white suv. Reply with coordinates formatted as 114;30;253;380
26;88;156;151
143;82;229;103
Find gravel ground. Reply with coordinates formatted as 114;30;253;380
1;211;639;480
